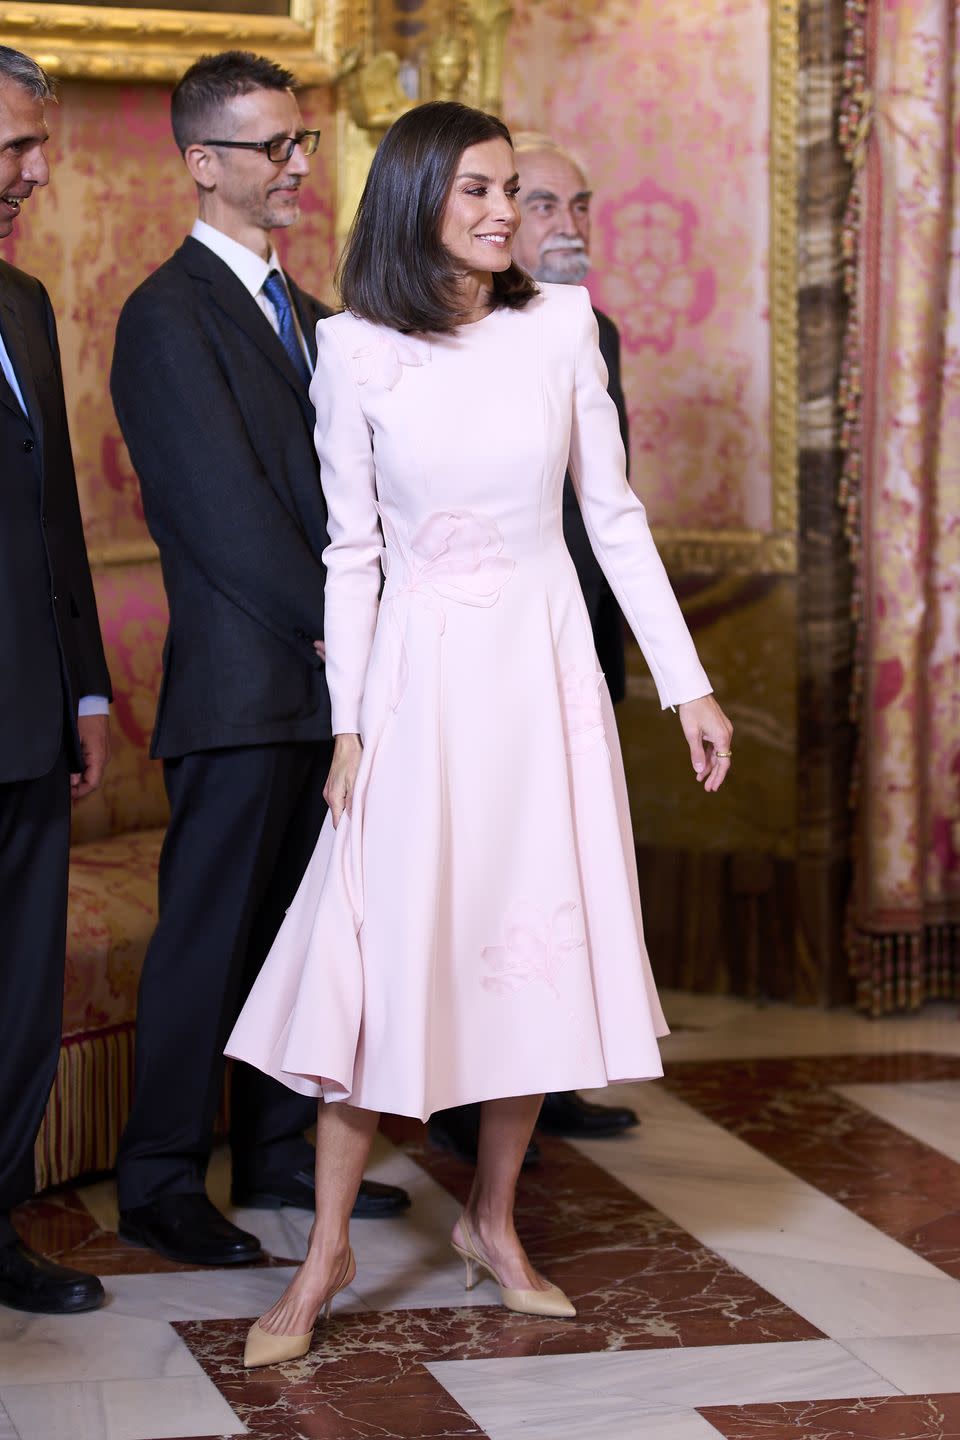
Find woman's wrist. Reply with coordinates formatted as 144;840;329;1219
333;732;362;749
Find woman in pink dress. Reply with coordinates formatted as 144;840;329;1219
227;101;733;1367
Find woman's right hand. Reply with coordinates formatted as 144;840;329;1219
324;734;362;827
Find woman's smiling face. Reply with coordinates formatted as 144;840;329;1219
439;138;521;278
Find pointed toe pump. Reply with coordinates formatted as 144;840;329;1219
451;1217;576;1319
243;1247;356;1369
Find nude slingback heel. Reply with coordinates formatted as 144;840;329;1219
451;1216;576;1319
243;1247;356;1368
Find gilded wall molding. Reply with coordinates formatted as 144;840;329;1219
654;529;797;577
769;0;799;541
332;0;513;244
0;0;339;83
89;539;159;567
658;0;799;575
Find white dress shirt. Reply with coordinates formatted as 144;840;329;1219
1;318;108;718
190;218;309;364
0;324;28;415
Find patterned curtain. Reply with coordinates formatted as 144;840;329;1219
841;0;960;1014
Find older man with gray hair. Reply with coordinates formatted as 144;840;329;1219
0;45;111;1313
510;131;630;709
428;131;639;1162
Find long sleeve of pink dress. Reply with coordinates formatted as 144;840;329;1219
226;283;712;1120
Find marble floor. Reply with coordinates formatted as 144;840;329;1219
3;992;960;1440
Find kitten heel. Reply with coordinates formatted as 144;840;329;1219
450;1217;576;1319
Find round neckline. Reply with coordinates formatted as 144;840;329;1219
459;305;503;329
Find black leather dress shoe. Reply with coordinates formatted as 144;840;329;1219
0;1239;105;1314
119;1193;263;1266
536;1090;639;1138
427;1108;541;1168
233;1171;411;1218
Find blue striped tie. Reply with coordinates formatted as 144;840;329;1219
261;270;310;385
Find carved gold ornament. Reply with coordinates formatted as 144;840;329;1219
0;0;337;83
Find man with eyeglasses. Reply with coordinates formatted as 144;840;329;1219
110;49;408;1269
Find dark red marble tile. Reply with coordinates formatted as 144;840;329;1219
665;1054;960;1281
902;1209;960;1276
699;1394;960;1440
376;1122;819;1346
176;1316;489;1438
174;1117;822;1438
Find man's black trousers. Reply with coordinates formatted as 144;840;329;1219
0;750;71;1245
116;740;333;1210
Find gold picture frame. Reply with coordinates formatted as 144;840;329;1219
653;0;798;576
8;0;798;578
0;0;339;83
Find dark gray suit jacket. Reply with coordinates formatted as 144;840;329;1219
111;238;334;759
562;305;629;703
0;259;111;783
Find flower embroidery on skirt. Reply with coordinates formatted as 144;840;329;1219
481;901;585;998
559;664;607;754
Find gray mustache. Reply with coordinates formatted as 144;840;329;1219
541;236;587;253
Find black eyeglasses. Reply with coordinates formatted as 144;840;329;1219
200;129;321;164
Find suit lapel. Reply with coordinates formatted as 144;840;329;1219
288;276;320;370
179;238;308;400
0;354;21;419
0;290;43;449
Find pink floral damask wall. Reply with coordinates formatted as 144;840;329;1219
503;0;773;533
2;11;773;543
0;80;338;549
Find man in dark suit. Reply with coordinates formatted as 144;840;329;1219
110;51;407;1268
429;132;638;1163
0;46;112;1313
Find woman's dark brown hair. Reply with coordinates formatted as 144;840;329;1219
337;101;538;334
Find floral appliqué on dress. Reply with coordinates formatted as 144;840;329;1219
559;664;607;755
481;901;585;999
350;332;431;390
387;510;515;609
381;509;515;708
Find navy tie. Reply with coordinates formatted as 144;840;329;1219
262;270;310;385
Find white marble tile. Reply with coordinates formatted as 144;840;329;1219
0;1377;243;1440
103;1265;368;1321
841;1333;960;1394
345;1134;465;1272
578;1084;782;1189
566;1080;960;1342
572;1082;941;1277
349;1259;499;1311
0;1396;18;1440
0;1311;201;1385
226;1205;313;1261
835;1081;960;1164
654;993;960;1062
628;1173;939;1274
430;1339;896;1436
723;1251;960;1340
660;991;759;1033
609;1413;730;1440
75;1176;118;1236
441;1388;719;1440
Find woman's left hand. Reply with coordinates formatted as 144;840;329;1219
677;695;734;794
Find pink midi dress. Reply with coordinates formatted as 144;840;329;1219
225;283;712;1120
